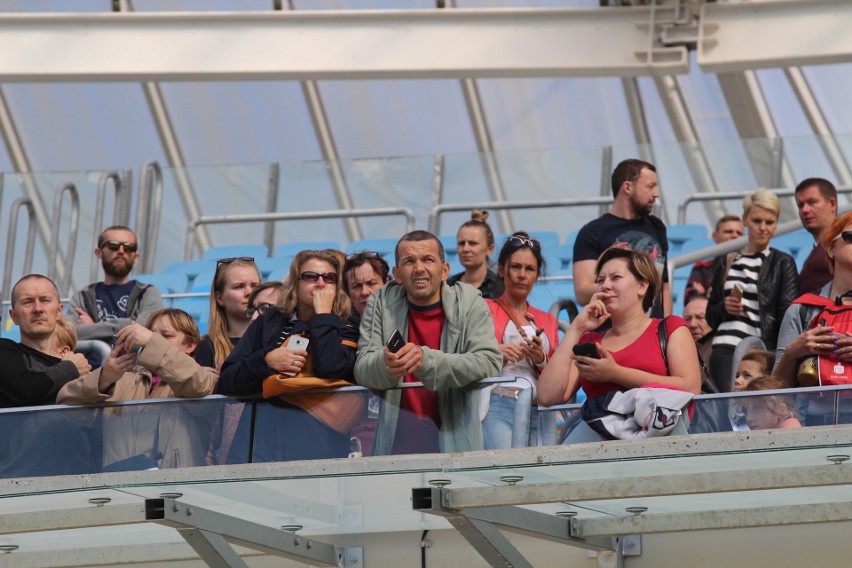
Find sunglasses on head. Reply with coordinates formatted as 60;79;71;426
216;256;255;270
508;235;541;249
100;240;138;253
346;251;381;261
245;302;274;318
300;271;338;284
832;231;852;244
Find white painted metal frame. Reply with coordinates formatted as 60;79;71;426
699;0;852;72
0;8;688;82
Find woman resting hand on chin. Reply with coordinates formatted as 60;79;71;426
538;247;701;443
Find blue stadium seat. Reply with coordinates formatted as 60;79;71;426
267;268;289;282
201;244;270;262
274;241;341;257
543;243;574;276
772;230;812;260
675;236;716;258
256;256;293;280
2;320;21;342
439;234;460;269
161;260;217;292
563;229;580;249
529;280;577;313
496;231;560;250
134;273;189;300
192;271;215;293
345;238;398;259
667;224;709;256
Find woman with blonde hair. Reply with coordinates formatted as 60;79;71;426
194;257;261;370
448;209;504;299
217;249;360;461
707;189;798;393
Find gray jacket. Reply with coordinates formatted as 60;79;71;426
354;281;502;455
67;280;163;341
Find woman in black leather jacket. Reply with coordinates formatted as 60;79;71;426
706;189;798;393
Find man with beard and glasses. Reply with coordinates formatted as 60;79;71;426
573;159;671;318
67;226;163;345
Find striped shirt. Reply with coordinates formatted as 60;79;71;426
712;250;767;348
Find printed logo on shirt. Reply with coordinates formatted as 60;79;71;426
612;230;664;267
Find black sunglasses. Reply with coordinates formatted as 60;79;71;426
245;302;274;318
300;271;338;284
216;256;255;270
832;231;852;244
100;240;138;253
508;235;541;249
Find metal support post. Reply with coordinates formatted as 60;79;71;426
145;498;343;567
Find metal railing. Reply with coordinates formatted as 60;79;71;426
677;184;852;225
89;170;132;282
48;183;80;295
184;207;417;261
428;197;613;235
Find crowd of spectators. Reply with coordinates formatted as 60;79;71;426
1;160;846;475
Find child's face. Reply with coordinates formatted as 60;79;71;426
745;404;781;430
734;359;765;391
150;317;195;355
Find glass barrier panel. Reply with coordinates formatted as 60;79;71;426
0;396;242;478
249;379;536;461
248;388;372;462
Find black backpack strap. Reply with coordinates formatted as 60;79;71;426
658;316;670;374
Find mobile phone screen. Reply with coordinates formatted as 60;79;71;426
386;329;405;353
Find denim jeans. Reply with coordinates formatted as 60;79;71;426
483;389;556;449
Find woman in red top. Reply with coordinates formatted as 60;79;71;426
538;247;700;442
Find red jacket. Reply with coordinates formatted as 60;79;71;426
486;298;559;360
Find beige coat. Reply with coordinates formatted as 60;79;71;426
57;334;219;470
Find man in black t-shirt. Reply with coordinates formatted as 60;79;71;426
573;159;671;317
67;226;163;343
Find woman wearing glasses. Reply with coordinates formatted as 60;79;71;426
194;257;261;370
217;249;361;461
706;190;798;393
246;281;284;322
448;210;504;300
481;232;559;448
774;211;852;390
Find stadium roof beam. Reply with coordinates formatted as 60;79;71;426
0;8;688;82
698;0;852;72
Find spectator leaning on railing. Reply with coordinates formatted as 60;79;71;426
57;308;218;471
354;230;502;456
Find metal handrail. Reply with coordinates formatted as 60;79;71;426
89;170;131;282
677;184;852;225
428;197;613;235
49;183;80;295
136;160;164;274
2;198;36;312
183;207;417;261
262;162;280;256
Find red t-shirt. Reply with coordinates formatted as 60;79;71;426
578;317;687;399
391;302;445;455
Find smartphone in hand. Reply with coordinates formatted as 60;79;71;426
386;329;405;353
731;284;743;300
282;335;310;376
572;342;600;359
